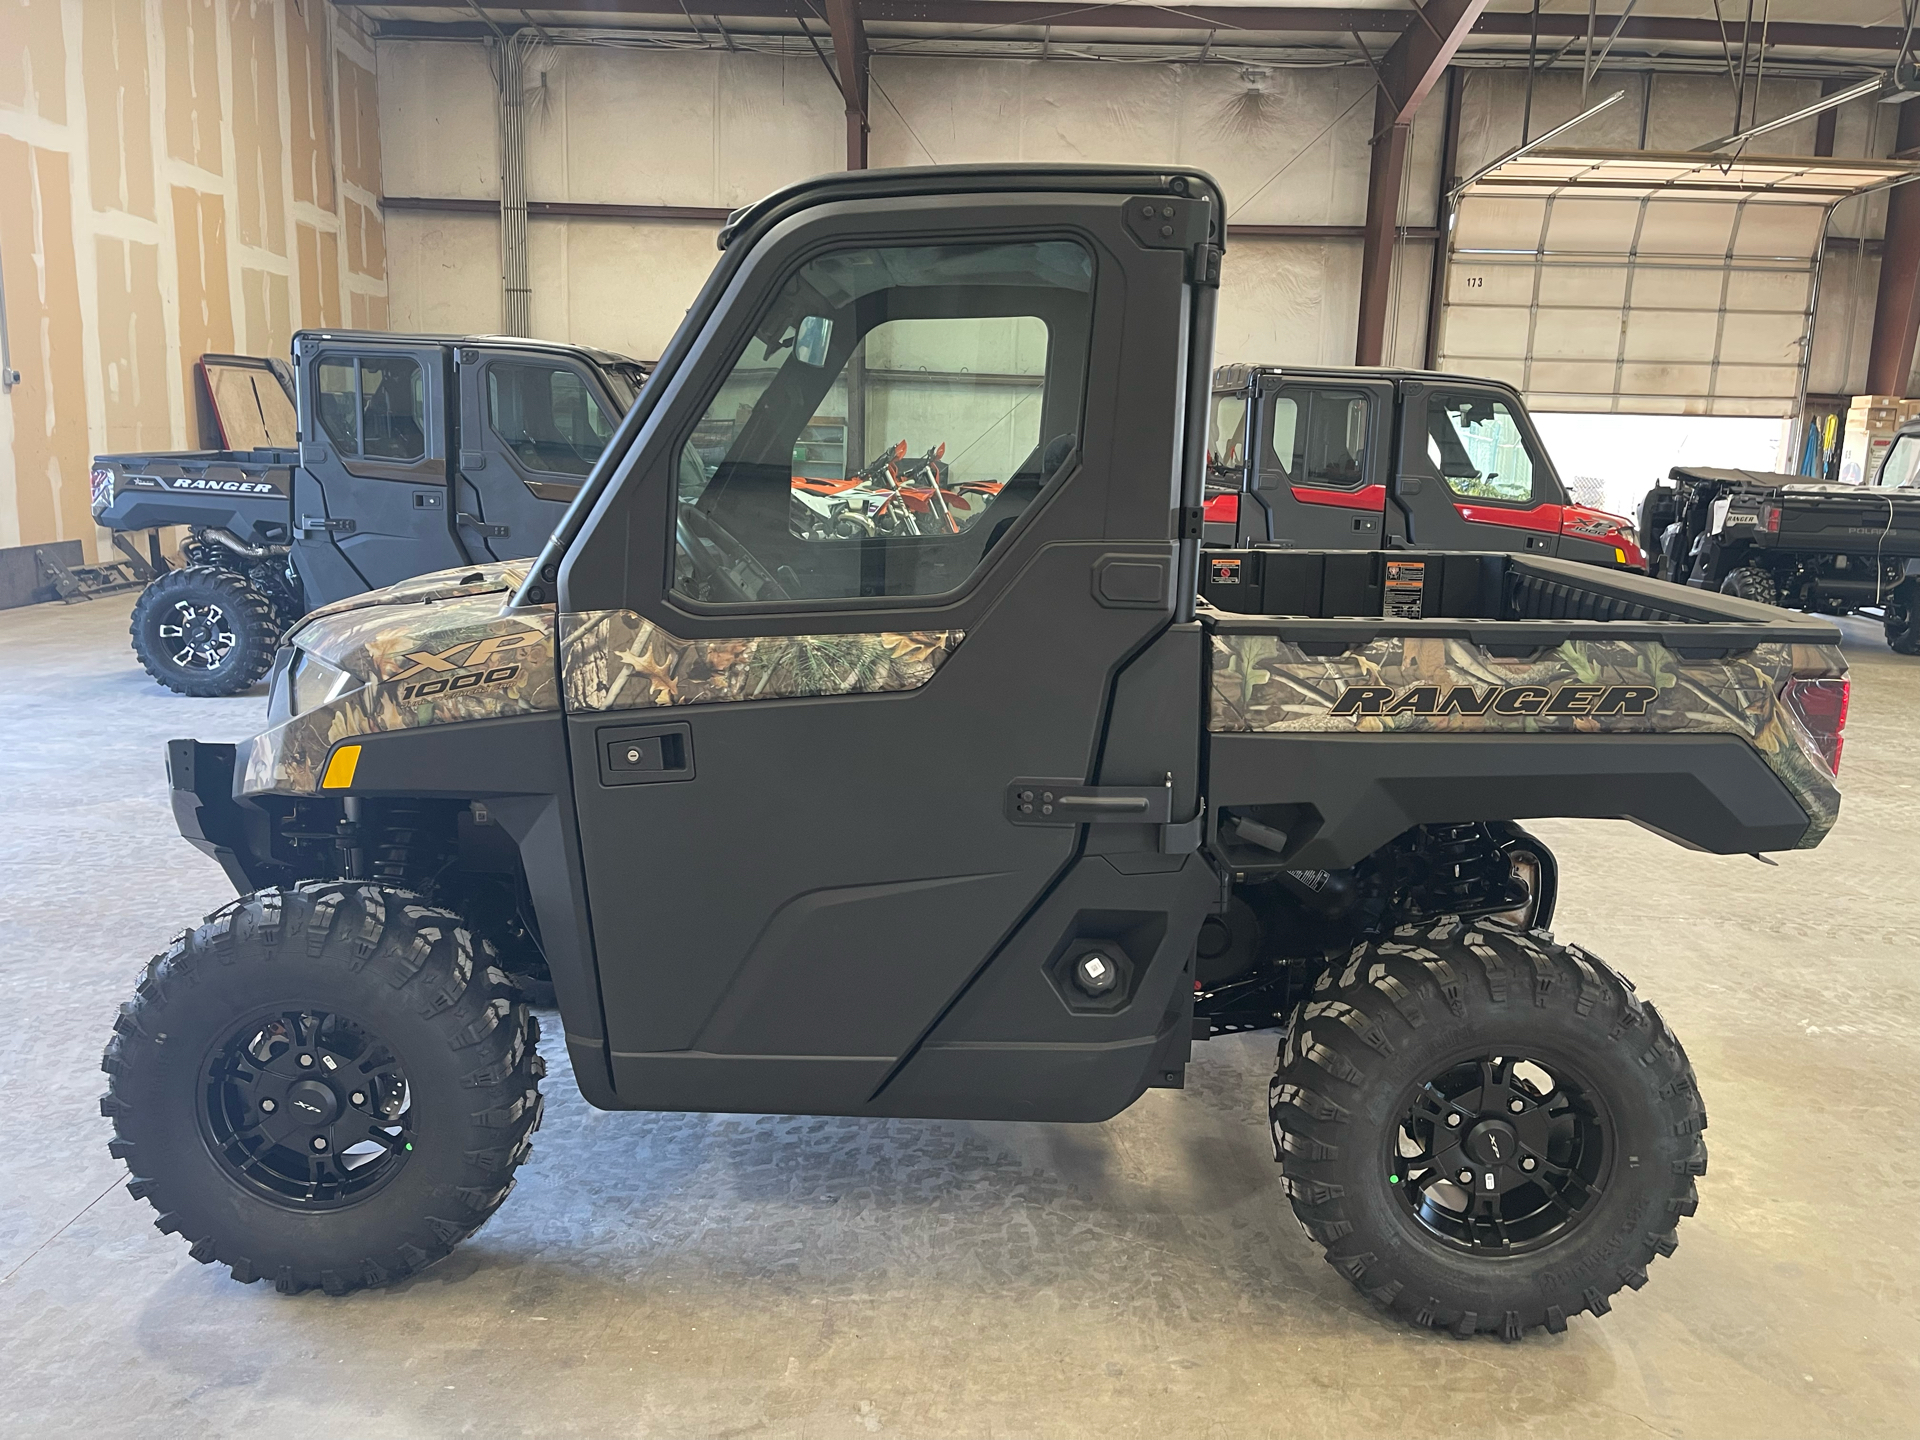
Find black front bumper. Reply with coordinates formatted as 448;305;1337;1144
168;739;272;894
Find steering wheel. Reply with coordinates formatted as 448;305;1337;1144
676;503;791;603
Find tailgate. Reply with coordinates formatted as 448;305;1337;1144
1770;491;1920;554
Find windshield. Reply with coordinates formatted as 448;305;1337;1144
1875;434;1920;489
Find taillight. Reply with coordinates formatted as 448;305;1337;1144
90;465;114;511
1764;504;1782;533
1783;677;1849;775
1203;492;1240;525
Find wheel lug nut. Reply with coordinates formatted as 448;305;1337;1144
311;1137;328;1151
260;1098;277;1113
1445;1113;1462;1128
1457;1169;1473;1185
1521;1156;1537;1172
298;1054;314;1068
1509;1098;1524;1113
350;1092;366;1107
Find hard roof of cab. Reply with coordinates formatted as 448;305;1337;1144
1213;362;1505;389
717;162;1224;250
292;328;650;370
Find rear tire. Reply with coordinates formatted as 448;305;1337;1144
1269;919;1705;1340
100;883;544;1295
1884;581;1920;655
1719;565;1779;608
130;564;280;696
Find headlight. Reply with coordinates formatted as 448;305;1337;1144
284;649;359;716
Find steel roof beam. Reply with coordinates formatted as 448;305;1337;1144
344;3;1912;54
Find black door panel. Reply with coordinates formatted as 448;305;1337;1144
1395;379;1568;555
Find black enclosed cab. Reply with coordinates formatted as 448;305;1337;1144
1639;453;1920;653
1203;363;1646;571
105;165;1848;1342
90;332;650;695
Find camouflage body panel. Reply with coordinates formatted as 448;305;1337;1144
560;609;962;712
244;587;558;796
1209;628;1845;847
296;559;533;627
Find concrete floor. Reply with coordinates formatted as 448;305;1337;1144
0;594;1915;1440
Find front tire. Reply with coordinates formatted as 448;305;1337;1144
1269;919;1705;1339
101;883;544;1295
129;565;281;696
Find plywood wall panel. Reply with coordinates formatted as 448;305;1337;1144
287;0;336;209
0;140;92;553
162;0;222;174
0;0;67;123
173;186;235;398
82;0;155;219
296;223;343;330
338;54;383;196
344;197;384;279
241;266;291;363
229;0;286;256
94;236;170;454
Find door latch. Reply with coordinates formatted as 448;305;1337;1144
457;512;510;538
1006;776;1203;855
295;515;354;537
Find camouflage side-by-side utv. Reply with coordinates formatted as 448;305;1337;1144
102;165;1849;1339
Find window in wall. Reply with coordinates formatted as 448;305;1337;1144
1271;389;1370;489
674;238;1093;605
1427;392;1538;504
487;362;615;477
315;355;426;462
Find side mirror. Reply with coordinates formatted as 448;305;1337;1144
793;315;833;367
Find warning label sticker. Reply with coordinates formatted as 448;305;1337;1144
1210;556;1243;585
1383;558;1426;619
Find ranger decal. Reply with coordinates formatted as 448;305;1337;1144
1330;683;1657;718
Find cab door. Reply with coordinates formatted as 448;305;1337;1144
1247;380;1393;549
1393;379;1564;554
454;347;623;561
295;342;470;594
557;181;1210;1118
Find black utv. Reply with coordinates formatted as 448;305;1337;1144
104;165;1851;1341
91;335;649;695
1638;447;1920;653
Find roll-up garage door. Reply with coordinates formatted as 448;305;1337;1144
1435;149;1919;416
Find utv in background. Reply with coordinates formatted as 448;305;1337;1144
1639;440;1920;653
91;334;649;695
1203;364;1646;570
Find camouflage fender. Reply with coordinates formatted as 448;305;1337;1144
243;588;559;796
559;609;962;711
1209;630;1845;847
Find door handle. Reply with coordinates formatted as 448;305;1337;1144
1006;778;1172;824
295;515;354;536
457;512;509;538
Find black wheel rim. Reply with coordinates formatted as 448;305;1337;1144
156;599;237;672
1386;1052;1613;1255
200;1007;414;1209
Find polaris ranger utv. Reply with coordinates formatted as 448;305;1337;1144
1638;452;1920;653
103;166;1849;1340
91;333;649;695
1204;363;1646;569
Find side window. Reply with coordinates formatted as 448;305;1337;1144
314;354;426;463
674;238;1093;605
1270;389;1369;490
1427;393;1538;504
1875;434;1920;489
487;362;614;477
1207;392;1248;475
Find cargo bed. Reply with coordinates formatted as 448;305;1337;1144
1199;549;1846;867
